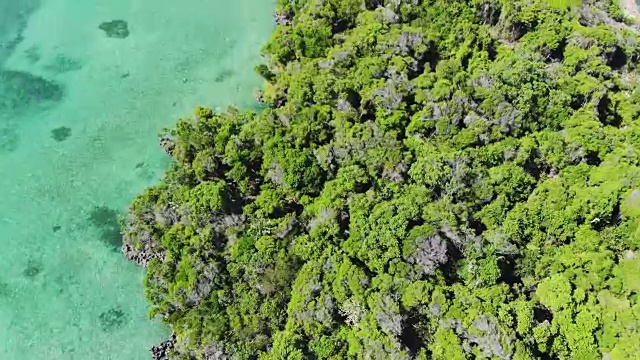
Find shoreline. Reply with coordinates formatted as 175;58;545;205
621;0;640;19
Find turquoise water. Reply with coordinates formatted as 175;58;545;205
0;1;273;358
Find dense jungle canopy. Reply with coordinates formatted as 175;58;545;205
123;0;640;358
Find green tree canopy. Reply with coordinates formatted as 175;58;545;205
125;0;640;358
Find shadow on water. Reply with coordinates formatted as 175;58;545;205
88;205;124;251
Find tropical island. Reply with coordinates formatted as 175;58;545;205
123;0;640;358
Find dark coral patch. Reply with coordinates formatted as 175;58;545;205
98;307;127;331
98;20;130;39
51;126;72;142
0;70;64;113
23;259;43;278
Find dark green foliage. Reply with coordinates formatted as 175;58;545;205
255;64;275;82
124;0;640;359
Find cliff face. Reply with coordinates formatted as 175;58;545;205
125;1;640;359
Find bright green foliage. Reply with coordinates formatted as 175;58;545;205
124;0;640;358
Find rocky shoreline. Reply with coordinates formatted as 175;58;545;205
150;333;176;360
121;242;160;267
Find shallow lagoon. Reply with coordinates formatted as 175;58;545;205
0;0;272;358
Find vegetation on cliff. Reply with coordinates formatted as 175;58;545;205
124;0;640;358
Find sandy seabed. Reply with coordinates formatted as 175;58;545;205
0;0;273;359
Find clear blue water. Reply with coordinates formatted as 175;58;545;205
0;1;273;358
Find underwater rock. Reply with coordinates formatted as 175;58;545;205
23;259;43;278
44;54;82;74
98;20;130;39
51;126;72;142
0;70;64;114
98;307;126;331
